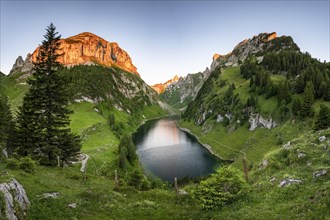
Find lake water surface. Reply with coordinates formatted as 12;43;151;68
133;117;221;182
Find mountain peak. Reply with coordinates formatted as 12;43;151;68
10;32;139;76
151;74;181;94
211;31;298;71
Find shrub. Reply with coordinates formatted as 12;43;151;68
192;166;249;210
6;158;20;170
19;157;37;173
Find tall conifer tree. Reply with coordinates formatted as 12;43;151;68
0;87;13;156
15;23;81;165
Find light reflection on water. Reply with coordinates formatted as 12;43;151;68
133;117;220;183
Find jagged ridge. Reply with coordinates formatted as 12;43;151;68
10;32;139;76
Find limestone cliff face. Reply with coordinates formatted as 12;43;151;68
11;32;139;76
151;75;180;94
211;32;299;71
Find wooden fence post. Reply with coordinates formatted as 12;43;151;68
174;177;178;196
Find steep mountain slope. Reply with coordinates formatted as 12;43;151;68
10;32;139;76
160;32;299;111
151;75;180;94
159;68;211;111
177;32;329;219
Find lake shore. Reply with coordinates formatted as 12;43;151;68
177;123;233;163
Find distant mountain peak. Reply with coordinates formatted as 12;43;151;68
10;32;139;76
151;74;181;94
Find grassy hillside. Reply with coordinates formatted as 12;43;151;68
177;57;330;218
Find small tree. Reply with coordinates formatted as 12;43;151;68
192;166;249;210
314;104;330;130
292;97;302;117
300;81;314;118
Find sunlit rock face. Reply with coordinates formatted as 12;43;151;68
11;32;139;76
151;75;180;94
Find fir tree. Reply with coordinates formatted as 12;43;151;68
15;23;81;165
300;81;315;118
0;88;13;155
292;97;302;117
314;105;330;130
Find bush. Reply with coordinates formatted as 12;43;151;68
19;157;37;173
6;158;20;170
192;166;249;210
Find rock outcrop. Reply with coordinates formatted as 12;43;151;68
211;32;299;71
151;75;180;94
0;179;30;220
248;113;277;131
160;67;211;110
10;32;139;76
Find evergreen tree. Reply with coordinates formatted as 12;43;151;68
292;97;302;117
314;105;330;130
300;81;315;118
277;80;291;105
15;23;81;165
118;135;136;165
0;88;13;155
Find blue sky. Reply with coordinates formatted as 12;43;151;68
1;0;329;85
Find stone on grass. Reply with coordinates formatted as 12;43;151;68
313;170;327;178
279;178;302;187
68;203;77;208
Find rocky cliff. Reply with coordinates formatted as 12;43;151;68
10;32;139;76
160;67;211;111
151;75;180;94
211;32;299;71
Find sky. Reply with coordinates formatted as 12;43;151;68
0;0;329;85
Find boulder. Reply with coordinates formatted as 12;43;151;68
0;179;30;220
279;178;302;187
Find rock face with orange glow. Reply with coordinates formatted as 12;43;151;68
10;32;139;75
151;75;180;94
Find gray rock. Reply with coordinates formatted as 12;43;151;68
178;189;189;196
249;113;277;131
40;192;60;199
283;141;292;149
297;152;306;158
68;203;77;208
216;114;224;123
10;56;24;72
270;177;276;183
279;178;302;187
260;159;268;168
0;178;30;220
319;136;326;142
313;170;327;178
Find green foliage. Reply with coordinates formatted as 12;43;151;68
314;104;330;130
192;166;249;210
129;169;151;191
118;135;137;168
292;97;302;117
0;87;13;154
6;158;20;170
19;157;37;173
300;81;315;118
13;23;81;165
